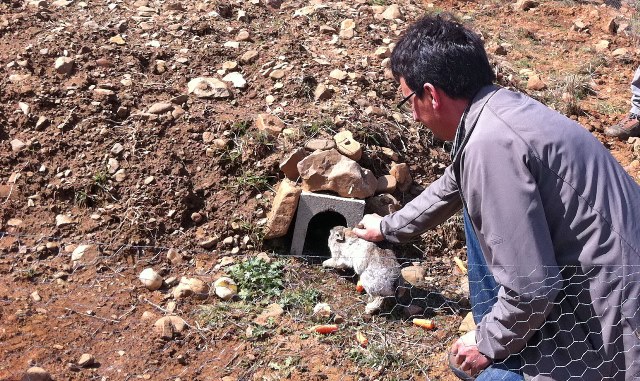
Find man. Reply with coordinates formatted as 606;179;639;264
605;66;640;139
353;15;640;381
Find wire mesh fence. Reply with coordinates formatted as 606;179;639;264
1;230;638;381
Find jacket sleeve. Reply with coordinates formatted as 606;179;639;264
380;164;462;243
462;136;562;360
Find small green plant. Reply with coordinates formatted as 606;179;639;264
556;73;595;116
230;170;273;193
515;58;533;69
93;170;108;186
231;120;251;135
279;287;321;314
370;0;386;5
196;302;256;329
303;119;333;137
268;356;300;378
348;341;406;371
17;267;40;281
229;258;285;301
74;190;88;207
596;101;626;116
234;218;265;250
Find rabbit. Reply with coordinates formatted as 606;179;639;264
324;225;401;314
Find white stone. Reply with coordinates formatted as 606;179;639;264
54;56;74;74
55;214;75;227
213;277;238;300
71;244;91;261
222;72;247;88
10;139;26;152
139;268;163;290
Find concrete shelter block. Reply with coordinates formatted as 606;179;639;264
290;192;365;256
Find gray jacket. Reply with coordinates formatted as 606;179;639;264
381;85;640;381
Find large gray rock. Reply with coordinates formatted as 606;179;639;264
296;149;376;199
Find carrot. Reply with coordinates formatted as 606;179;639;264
355;280;365;293
311;324;339;334
453;257;468;274
413;318;436;330
356;331;368;348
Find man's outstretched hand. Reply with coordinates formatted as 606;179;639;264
352;213;384;242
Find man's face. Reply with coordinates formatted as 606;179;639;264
399;78;451;141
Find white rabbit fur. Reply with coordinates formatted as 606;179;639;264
324;225;400;314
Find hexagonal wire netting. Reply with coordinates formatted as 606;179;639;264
1;230;639;380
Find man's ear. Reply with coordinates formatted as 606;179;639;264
423;83;441;109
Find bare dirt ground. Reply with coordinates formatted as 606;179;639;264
1;0;639;380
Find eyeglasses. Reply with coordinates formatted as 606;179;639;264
397;90;416;113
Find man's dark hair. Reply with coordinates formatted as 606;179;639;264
391;14;495;99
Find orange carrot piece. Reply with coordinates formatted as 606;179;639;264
413;318;436;330
311;324;339;334
356;331;368;348
355;280;365;293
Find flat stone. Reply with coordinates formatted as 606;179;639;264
222;72;247;88
10;139;26;152
305;138;336;151
297;149;376;199
78;353;95;367
329;69;348;81
333;130;362;161
148;102;174;114
526;74;547;90
153;316;186;339
56;214;76;227
401;265;426;287
22;367;51;381
381;4;402;20
253;303;284;325
240;50;259;64
187;77;230;99
255;113;285;136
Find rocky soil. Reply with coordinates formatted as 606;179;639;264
1;0;639;380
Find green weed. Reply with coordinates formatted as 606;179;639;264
268;356;300;378
348;340;407;371
303;119;333;137
16;267;40;281
229;170;273;193
229;258;285;302
596;101;626;116
279;287;321;314
93;170;108;186
234;218;265;250
196;301;257;329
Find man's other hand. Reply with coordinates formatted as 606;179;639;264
352;214;384;242
450;331;492;377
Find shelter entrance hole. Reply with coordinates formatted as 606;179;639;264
302;211;346;260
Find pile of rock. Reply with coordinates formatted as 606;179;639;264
263;127;412;239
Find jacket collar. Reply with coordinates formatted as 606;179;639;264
451;84;501;162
